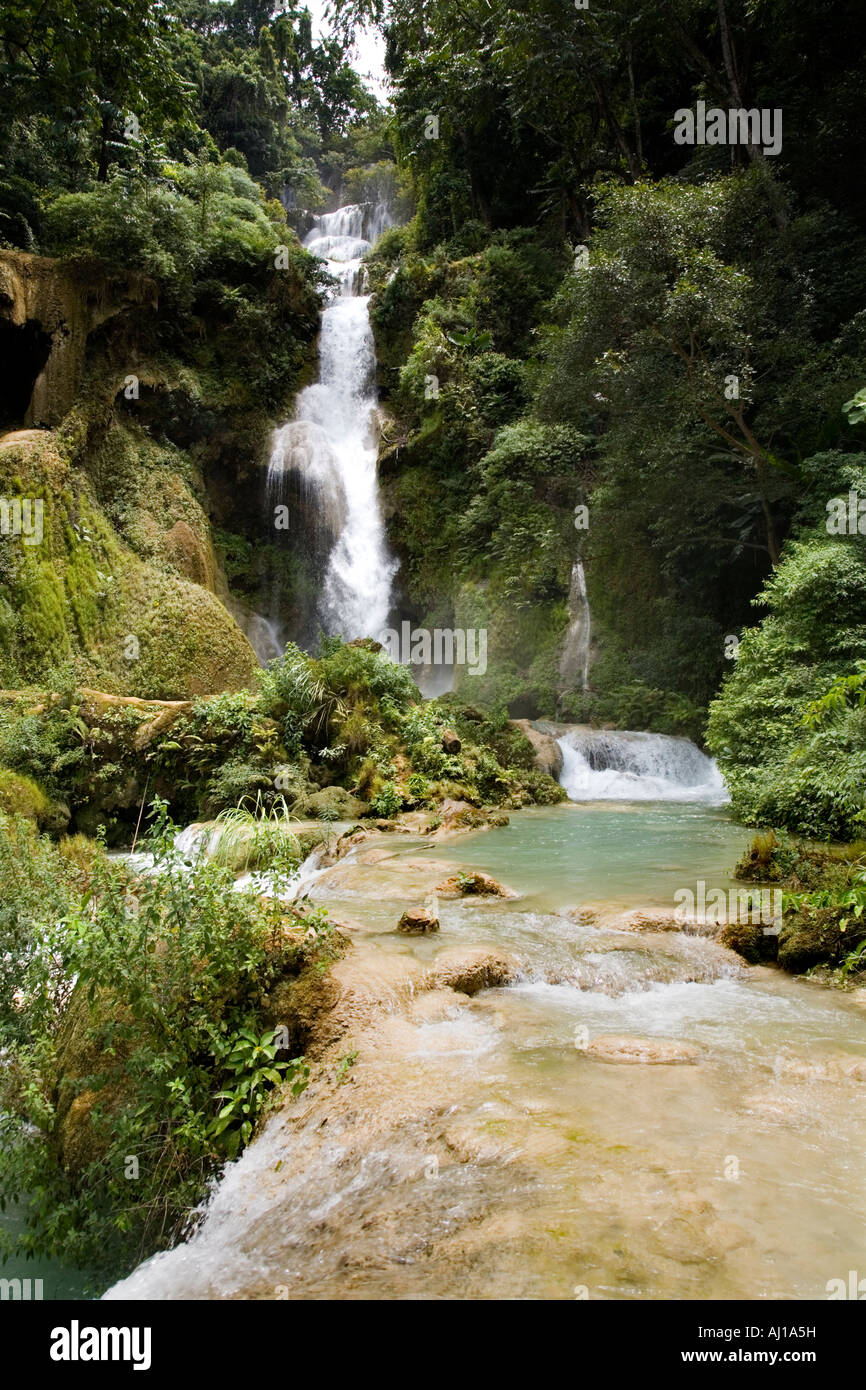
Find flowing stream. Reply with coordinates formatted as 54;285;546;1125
105;763;866;1301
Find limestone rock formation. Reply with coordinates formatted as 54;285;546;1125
397;906;440;934
584;1034;700;1065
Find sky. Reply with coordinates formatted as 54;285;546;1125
303;0;389;100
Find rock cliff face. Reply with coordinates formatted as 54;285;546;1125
0;251;156;428
0;426;259;697
0;250;267;698
508;718;563;779
0;244;328;698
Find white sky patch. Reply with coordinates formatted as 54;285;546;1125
300;0;389;100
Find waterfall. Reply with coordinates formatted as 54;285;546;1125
559;559;591;689
557;728;727;803
263;201;399;650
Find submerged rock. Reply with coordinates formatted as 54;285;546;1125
435;871;517;899
584;1034;700;1065
426;946;519;996
615;909;687;934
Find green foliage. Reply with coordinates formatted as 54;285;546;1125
0;0;376;250
580;683;705;743
842;387;866;426
804;663;866;727
370;780;402;818
0;767;53;823
458;420;586;605
0;697;86;804
708;466;866;839
44;182;197;283
212;795;301;873
0;800;324;1281
0;812;84;1042
208;1028;307;1159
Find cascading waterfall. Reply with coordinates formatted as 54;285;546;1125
263;201;399;649
557;727;727;802
553;568;726;801
559;559;591;689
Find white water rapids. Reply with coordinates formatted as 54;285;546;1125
104;799;866;1302
557;728;727;803
264;203;398;647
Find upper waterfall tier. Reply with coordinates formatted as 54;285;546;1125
262;202;398;648
559;559;591;690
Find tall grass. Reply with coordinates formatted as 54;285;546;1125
213;794;302;874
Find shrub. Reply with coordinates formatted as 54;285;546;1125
707;499;866;839
43;181;197;284
371;780;402;818
0;801;329;1284
0;767;52;823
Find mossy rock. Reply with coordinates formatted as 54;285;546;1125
777;909;864;973
0;426;258;699
718;920;778;965
297;789;369;817
297;786;370;821
126;570;259;699
0;767;68;829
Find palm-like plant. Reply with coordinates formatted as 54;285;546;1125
214;794;301;874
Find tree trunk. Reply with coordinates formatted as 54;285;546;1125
97;111;112;182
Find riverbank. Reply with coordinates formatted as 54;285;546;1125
105;799;866;1301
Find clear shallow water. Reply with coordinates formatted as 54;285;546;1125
106;801;866;1302
0;1202;92;1300
428;800;747;912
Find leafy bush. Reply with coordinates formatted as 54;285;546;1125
0;801;328;1283
44;181;197;284
0;813;83;1042
707;503;866;838
371;780;402;818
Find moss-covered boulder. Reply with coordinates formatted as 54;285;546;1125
297;785;370;821
718;920;778;965
0;427;258;697
0;767;50;821
0;767;68;829
777;910;863;974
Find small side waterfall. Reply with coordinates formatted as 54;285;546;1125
557;728;727;802
263;201;399;650
559;559;591;689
